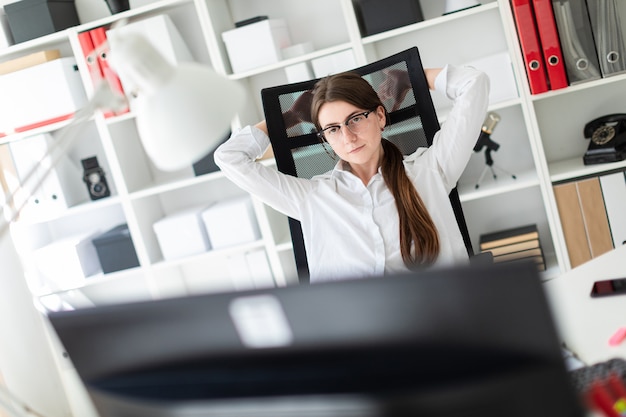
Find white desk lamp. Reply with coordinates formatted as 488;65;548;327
0;30;245;417
108;32;245;171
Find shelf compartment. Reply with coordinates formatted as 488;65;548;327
461;186;555;261
360;1;499;45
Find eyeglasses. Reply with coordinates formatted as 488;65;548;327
317;111;373;142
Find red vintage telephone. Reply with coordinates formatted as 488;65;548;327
583;113;626;165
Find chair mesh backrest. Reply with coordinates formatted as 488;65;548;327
261;47;472;281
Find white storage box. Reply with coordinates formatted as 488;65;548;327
222;19;291;73
153;205;213;261
33;232;101;288
227;250;274;290
311;50;357;78
201;195;261;249
0;57;86;135
285;62;313;83
281;42;313;59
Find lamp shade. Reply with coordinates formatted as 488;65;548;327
108;33;245;171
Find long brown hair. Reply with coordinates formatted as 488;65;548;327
310;72;440;267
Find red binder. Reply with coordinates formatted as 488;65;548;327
77;30;104;89
531;0;568;90
510;0;549;94
89;26;129;117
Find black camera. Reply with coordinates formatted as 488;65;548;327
82;156;110;200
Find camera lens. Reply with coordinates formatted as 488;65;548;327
91;183;107;196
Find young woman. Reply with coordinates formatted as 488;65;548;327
214;65;489;283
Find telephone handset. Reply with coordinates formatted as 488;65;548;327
583;113;626;165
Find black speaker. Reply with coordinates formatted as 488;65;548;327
82;156;110;200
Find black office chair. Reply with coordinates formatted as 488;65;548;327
261;47;475;283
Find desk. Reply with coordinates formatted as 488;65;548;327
543;245;626;365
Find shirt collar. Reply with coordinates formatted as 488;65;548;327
331;160;384;183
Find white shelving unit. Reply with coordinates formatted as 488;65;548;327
2;0;626;309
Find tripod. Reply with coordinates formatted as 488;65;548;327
474;147;517;189
473;112;517;189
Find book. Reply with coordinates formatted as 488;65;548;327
479;224;540;250
485;238;541;257
494;247;543;262
499;255;546;271
480;224;545;270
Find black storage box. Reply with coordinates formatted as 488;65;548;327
192;130;231;176
353;0;424;36
4;0;80;43
92;224;140;274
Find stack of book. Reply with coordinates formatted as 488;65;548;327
479;224;545;271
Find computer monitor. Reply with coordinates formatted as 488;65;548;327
48;261;585;417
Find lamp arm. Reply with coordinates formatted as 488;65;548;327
0;384;46;417
0;82;126;237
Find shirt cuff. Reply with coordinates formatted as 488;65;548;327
434;64;450;94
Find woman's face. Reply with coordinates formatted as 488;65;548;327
317;101;386;166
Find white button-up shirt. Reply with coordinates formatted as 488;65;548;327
214;65;489;283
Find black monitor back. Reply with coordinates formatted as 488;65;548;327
49;261;585;417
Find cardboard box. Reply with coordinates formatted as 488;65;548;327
92;223;140;274
201;196;261;249
222;19;291;73
153;205;212;261
0;49;61;75
0;57;87;135
4;0;79;43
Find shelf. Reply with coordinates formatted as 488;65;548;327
227;42;354;80
149;239;267;269
6;0;619;304
360;2;499;45
0;118;78;146
458;169;540;202
0;31;69;60
530;72;626;103
549;157;626;183
74;0;196;34
33;265;142;298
